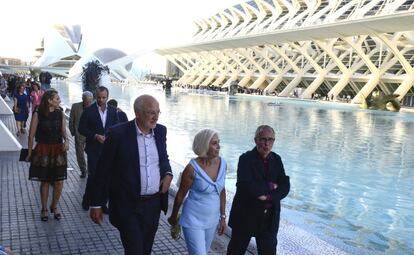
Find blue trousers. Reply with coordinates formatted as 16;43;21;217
182;226;217;255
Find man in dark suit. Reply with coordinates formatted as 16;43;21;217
39;71;52;90
89;94;173;255
78;86;119;210
107;99;128;123
227;125;290;255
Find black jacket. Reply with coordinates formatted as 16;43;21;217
228;147;290;234
78;102;119;155
90;121;172;229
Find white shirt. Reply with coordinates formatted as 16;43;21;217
97;103;107;128
135;122;160;195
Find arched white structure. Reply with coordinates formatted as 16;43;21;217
34;24;87;71
67;49;148;83
32;24;142;81
156;0;414;106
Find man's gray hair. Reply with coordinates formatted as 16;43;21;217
254;125;275;138
82;91;93;99
192;129;218;158
133;94;157;113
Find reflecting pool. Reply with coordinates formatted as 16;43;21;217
55;81;414;255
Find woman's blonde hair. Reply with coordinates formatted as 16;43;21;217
192;129;218;158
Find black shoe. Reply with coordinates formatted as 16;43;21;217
50;207;62;221
102;206;109;215
81;199;89;211
41;209;48;222
80;172;87;178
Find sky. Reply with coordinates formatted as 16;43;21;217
0;0;243;62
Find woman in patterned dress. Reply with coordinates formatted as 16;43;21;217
26;89;69;221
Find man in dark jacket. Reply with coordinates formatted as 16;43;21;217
39;72;52;90
89;95;173;255
227;125;290;255
78;86;119;210
107;99;128;123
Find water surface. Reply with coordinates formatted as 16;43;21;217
56;81;414;255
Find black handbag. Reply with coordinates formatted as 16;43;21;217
13;105;21;114
19;148;29;162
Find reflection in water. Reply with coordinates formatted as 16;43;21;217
56;81;414;254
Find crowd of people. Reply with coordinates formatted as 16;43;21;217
175;82;358;102
0;73;53;137
2;73;291;255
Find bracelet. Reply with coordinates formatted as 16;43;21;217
220;214;226;219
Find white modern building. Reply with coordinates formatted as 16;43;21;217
156;0;414;106
67;48;139;83
34;24;86;74
33;24;141;82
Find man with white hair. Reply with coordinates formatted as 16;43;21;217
89;94;173;255
227;125;290;255
69;91;93;178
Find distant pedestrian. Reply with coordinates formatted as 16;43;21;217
39;72;52;90
69;91;93;178
107;99;128;123
13;82;30;136
168;129;227;255
30;83;44;113
227;125;290;255
7;75;16;96
26;89;69;221
0;75;7;98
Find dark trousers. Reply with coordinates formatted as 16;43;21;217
119;196;161;255
227;213;279;255
74;136;87;174
83;152;98;205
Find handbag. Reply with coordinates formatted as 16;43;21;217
19;148;29;162
13;105;21;114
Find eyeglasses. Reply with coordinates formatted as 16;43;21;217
145;110;161;117
257;137;275;144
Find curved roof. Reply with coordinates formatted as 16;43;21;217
93;48;127;64
93;48;132;71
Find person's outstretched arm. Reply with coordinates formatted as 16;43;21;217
168;164;194;225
